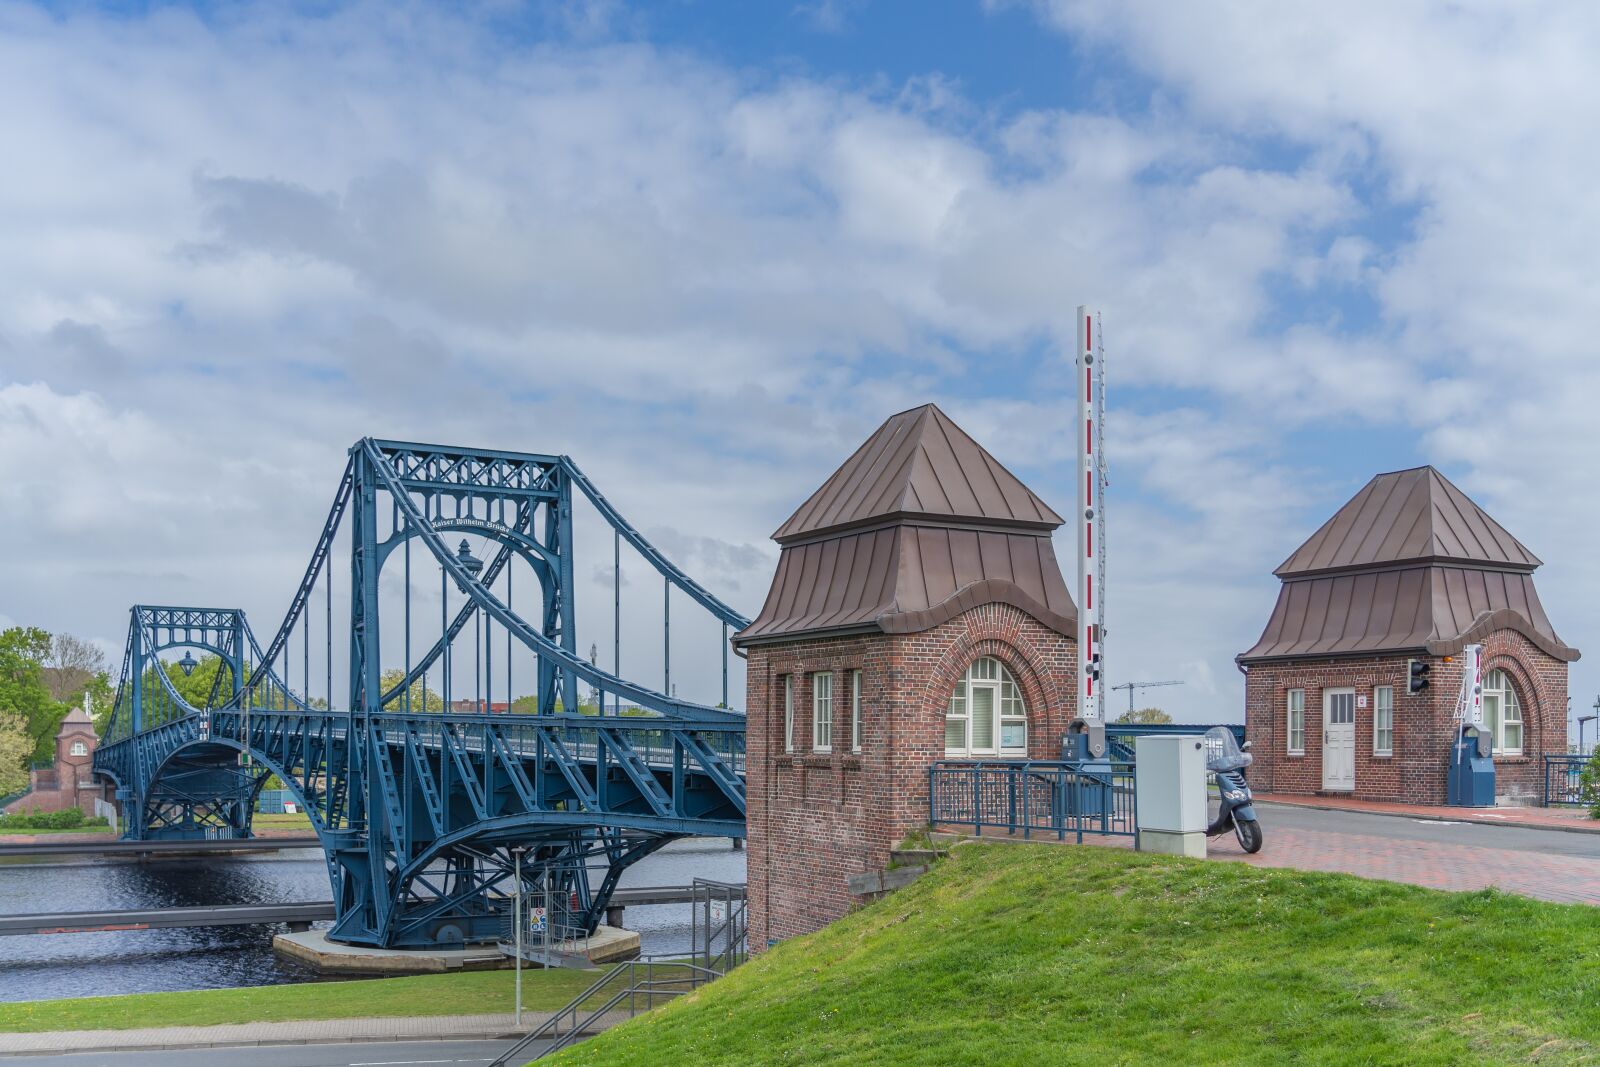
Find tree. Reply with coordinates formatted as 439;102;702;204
380;669;444;712
0;627;68;762
1115;706;1173;725
42;633;108;704
0;712;31;797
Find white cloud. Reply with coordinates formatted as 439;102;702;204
6;2;1597;721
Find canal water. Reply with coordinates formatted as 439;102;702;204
0;838;745;1002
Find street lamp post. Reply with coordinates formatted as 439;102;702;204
512;846;525;1027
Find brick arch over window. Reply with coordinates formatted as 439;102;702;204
918;603;1076;761
1480;651;1542;758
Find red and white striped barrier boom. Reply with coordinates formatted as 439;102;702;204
1076;306;1108;756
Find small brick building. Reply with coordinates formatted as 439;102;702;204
735;404;1078;949
1238;466;1577;805
3;699;105;816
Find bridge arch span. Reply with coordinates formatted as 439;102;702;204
94;439;750;950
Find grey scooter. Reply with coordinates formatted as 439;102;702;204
1204;726;1263;853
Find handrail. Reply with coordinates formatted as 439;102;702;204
929;759;1138;842
489;957;724;1066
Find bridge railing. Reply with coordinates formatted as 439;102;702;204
1543;754;1592;807
929;759;1137;842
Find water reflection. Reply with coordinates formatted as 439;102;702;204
0;839;744;1002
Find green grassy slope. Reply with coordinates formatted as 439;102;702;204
554;845;1600;1067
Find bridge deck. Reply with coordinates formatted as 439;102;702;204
0;836;323;858
0;885;747;936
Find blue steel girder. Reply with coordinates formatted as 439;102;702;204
94;435;750;949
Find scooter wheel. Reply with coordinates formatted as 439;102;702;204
1234;818;1263;854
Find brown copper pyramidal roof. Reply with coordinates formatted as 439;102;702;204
1275;466;1540;577
772;404;1063;544
1240;465;1576;664
736;404;1074;647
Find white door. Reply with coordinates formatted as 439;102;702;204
1322;689;1356;791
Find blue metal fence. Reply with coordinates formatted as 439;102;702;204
928;760;1137;842
256;789;297;814
1542;755;1591;807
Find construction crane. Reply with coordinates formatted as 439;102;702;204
1109;679;1184;717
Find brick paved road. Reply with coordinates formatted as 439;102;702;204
945;803;1600;905
1207;802;1600;904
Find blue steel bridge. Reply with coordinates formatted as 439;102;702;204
93;439;749;949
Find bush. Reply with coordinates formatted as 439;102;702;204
0;807;109;831
1579;752;1600;819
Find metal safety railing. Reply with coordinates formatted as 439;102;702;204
929;759;1137;842
491;875;747;1064
490;957;729;1065
1543;754;1592;807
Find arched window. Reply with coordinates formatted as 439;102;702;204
70;740;88;757
944;657;1027;757
1481;669;1523;756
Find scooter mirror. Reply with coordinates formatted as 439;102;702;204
1241;740;1253;751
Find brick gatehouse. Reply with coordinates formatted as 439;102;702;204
1238;466;1578;805
3;698;106;817
734;404;1079;949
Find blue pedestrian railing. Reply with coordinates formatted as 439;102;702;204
1542;754;1591;807
929;760;1137;842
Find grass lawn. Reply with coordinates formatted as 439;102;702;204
0;968;603;1033
0;825;115;838
553;844;1600;1067
252;812;316;832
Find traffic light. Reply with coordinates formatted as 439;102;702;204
1407;658;1430;695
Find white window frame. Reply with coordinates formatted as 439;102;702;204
1481;668;1524;756
70;740;88;757
850;669;862;753
1286;688;1305;755
812;671;833;752
1373;686;1393;756
782;675;794;754
943;657;1028;758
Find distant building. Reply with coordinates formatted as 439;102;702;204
735;404;1079;948
447;699;513;713
3;697;106;816
1238;466;1577;804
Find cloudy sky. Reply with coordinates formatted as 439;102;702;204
2;1;1597;728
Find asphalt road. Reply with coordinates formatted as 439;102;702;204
0;1038;562;1066
1255;801;1600;859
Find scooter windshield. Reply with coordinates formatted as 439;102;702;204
1205;726;1253;772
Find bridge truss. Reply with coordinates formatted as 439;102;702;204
94;439;749;949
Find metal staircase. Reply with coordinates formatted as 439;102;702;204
489;878;747;1064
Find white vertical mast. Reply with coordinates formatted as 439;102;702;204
1076;306;1107;756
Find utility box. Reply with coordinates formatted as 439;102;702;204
1134;735;1207;858
1447;728;1496;807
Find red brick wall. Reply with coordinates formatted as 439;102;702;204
3;722;104;816
744;603;1076;949
1243;629;1568;805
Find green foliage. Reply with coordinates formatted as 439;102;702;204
0;807;108;831
556;846;1600;1067
1579;752;1600;819
0;627;68;763
1115;706;1174;724
379;669;445;712
0;713;31;797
